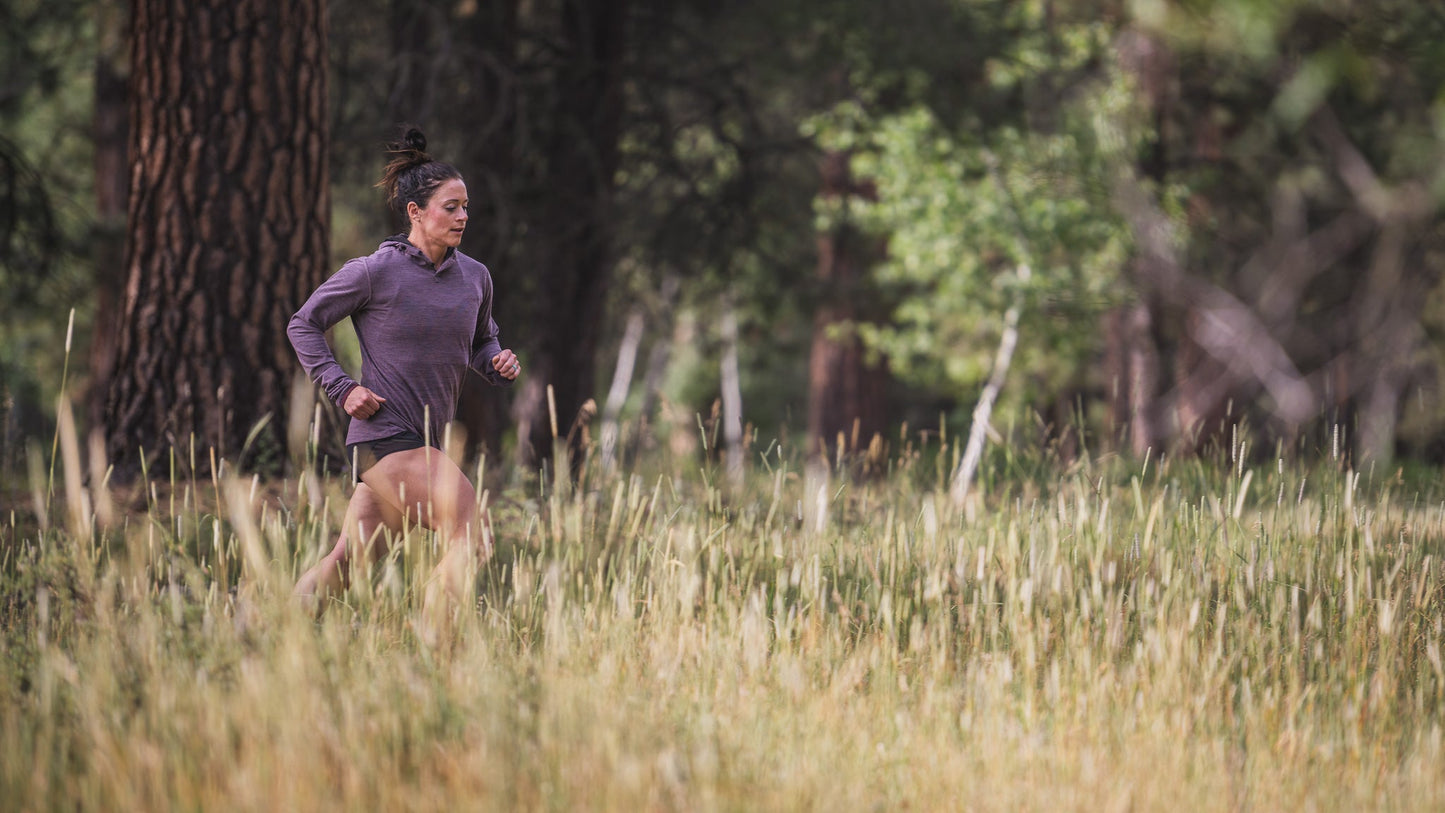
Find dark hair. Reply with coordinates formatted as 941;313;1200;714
376;127;462;214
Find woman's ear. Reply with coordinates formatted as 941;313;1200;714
406;201;421;223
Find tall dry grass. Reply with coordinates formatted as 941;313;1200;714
4;410;1445;810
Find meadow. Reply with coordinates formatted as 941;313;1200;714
4;413;1445;811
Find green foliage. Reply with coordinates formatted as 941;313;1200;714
806;81;1131;415
0;0;97;295
0;0;99;466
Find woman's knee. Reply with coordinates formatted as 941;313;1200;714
344;483;401;561
430;478;478;538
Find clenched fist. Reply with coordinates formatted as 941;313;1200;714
344;385;387;419
493;349;521;381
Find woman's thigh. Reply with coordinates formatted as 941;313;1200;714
344;482;405;560
360;446;477;536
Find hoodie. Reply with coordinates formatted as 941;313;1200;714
288;235;511;447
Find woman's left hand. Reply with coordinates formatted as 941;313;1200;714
493;349;521;380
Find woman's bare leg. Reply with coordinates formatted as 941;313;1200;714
294;483;403;610
359;446;487;638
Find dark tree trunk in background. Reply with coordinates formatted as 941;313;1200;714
506;0;629;475
1103;303;1163;456
387;0;436;124
1174;307;1235;453
104;0;329;475
87;0;129;436
1351;225;1439;465
452;0;521;474
1126;304;1164;456
807;151;888;462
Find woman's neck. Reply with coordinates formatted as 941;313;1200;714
407;229;447;266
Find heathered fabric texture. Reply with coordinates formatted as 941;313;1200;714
288;235;510;446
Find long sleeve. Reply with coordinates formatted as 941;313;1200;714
288;258;371;406
469;266;512;387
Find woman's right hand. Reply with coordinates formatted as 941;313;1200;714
344;386;387;419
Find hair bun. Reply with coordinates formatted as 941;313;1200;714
377;124;459;214
383;125;430;164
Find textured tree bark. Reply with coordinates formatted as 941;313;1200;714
807;151;888;463
104;0;329;475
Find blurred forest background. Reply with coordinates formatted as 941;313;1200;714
3;0;1445;484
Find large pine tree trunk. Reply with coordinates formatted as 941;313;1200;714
103;0;329;475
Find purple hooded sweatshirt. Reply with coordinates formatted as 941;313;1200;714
288;235;511;447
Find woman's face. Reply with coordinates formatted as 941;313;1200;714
411;178;469;251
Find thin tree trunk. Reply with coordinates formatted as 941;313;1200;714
1103;302;1162;456
105;0;329;475
660;310;698;463
1353;225;1418;466
1104;307;1129;444
599;309;644;474
629;274;680;467
637;340;671;438
950;267;1026;508
1125;302;1162;456
951;149;1034;507
720;300;744;485
1174;307;1235;452
1357;376;1403;467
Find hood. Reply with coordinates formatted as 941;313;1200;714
381;234;456;271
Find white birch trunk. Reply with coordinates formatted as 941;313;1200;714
950;149;1036;509
599;310;645;473
949;265;1027;508
720;303;744;485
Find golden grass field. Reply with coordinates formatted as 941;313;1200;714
4;417;1445;811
